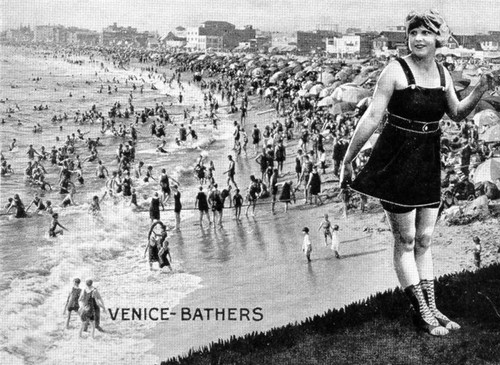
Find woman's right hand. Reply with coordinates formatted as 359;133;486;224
339;162;353;187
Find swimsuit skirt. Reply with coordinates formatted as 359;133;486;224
309;172;321;195
149;198;160;220
351;58;447;208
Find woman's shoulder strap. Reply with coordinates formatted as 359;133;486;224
435;61;446;88
395;58;416;86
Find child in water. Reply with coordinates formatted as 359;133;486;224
63;278;82;329
48;213;68;237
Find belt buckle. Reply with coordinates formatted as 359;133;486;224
422;123;429;132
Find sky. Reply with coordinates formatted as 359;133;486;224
1;0;498;35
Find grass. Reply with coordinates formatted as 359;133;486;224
161;264;500;365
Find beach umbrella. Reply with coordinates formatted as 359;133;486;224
335;86;372;104
367;69;382;81
473;158;500;183
297;89;309;97
247;60;258;68
302;80;314;91
318;72;336;86
317;96;335;107
292;65;303;74
456;85;474;100
309;84;325;96
280;66;295;74
335;69;351;82
453;78;471;91
329;101;356;114
294;70;306;80
480;124;500;143
360;133;380;152
252;68;264;77
269;71;286;84
356;96;373;109
277;60;287;69
319;84;338;98
473;109;500;128
475;99;498;113
482;96;500;112
264;87;277;97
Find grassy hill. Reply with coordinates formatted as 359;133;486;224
161;264;500;365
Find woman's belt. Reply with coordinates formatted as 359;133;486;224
387;112;440;133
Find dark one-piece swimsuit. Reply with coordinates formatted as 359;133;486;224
351;58;447;214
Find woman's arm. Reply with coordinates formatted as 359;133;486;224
444;69;495;122
5;201;14;213
25;200;34;212
56;221;68;231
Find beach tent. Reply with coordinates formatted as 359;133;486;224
481;124;500;143
473;158;500;184
473;109;500;128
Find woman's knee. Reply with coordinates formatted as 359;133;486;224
415;231;433;249
394;231;416;252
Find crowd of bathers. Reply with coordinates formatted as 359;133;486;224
3;42;500;228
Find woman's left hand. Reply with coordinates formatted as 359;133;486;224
478;69;498;92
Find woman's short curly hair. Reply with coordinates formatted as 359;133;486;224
405;9;451;48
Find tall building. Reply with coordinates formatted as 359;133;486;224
5;25;33;42
297;30;340;53
325;35;361;56
186;21;255;51
101;23;149;47
34;25;58;43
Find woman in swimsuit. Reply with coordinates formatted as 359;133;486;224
6;194;27;218
340;10;496;336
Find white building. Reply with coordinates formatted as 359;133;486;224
185;27;223;51
186;27;200;49
197;35;223;51
325;35;360;56
480;39;500;52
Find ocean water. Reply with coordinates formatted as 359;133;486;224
0;46;236;364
